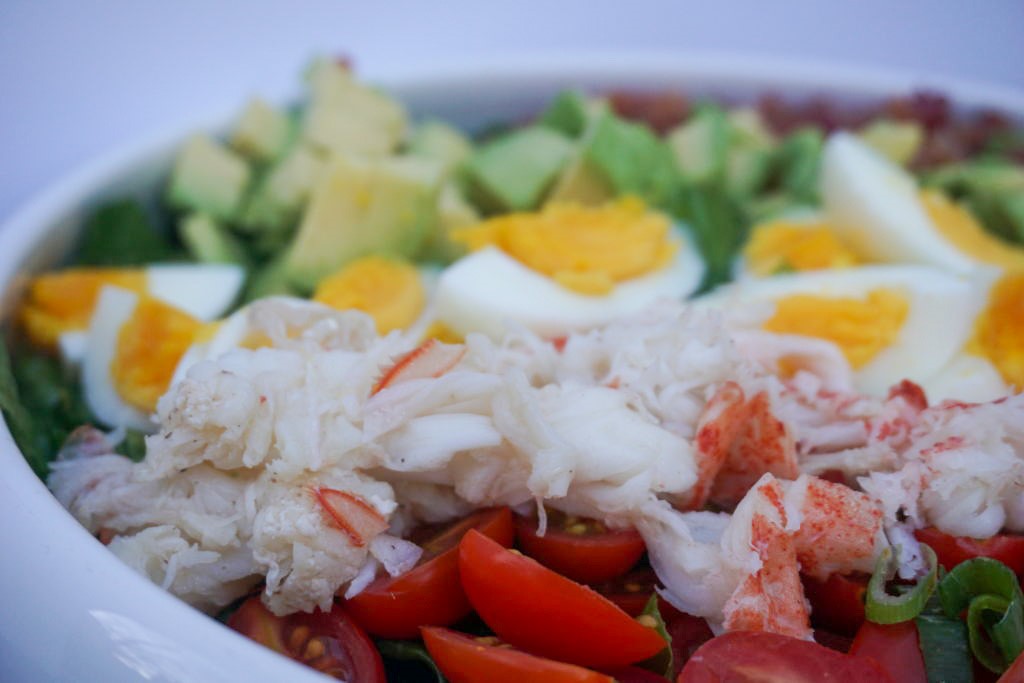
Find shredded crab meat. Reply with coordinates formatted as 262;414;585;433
47;297;1024;638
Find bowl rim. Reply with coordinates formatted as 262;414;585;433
1;51;1023;682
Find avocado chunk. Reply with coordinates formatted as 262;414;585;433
547;108;679;206
284;155;444;290
857;119;924;166
667;106;730;185
179;213;250;266
230;98;293;163
419;183;480;264
167;135;251;220
408;120;473;175
586;110;680;201
723;108;776;197
301;59;407;159
239;144;327;235
538;90;596;138
465;126;573;212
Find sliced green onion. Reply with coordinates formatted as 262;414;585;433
965;595;1024;674
915;612;974;683
938;557;1024;618
866;544;939;624
636;593;674;679
937;555;1024;675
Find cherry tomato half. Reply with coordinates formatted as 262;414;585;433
459;529;666;669
915;527;1024;576
803;572;868;636
849;620;926;683
227;596;385;682
677;631;896;683
422;627;614;683
345;507;514;638
514;510;645;584
593;567;660;617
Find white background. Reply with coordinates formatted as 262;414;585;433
2;0;1023;223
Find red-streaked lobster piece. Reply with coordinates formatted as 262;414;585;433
685;381;748;510
788;475;885;580
372;339;467;395
313;487;388;547
722;475;811;639
710;391;799;508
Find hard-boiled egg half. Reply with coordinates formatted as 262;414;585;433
736;211;861;278
19;264;245;365
821;132;1024;274
698;264;988;396
16;264;245;432
432;197;705;339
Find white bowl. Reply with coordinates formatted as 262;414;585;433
2;54;1023;682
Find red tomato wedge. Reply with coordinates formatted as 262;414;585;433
228;597;385;682
1000;650;1024;682
849;620;927;683
677;631;896;683
422;627;614;683
345;507;514;638
803;572;868;636
458;529;665;669
915;527;1024;576
514;510;645;584
372;339;466;394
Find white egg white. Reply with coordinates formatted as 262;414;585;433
698;264;988;396
921;353;1009;404
82;286;156;432
55;263;245;368
433;229;705;339
821;132;976;274
145;263;245;321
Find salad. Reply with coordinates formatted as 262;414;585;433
5;57;1024;682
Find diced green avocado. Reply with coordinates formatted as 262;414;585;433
725;146;773;197
546;153;616;206
858;119;923;166
465;126;573;212
179;213;250;266
407;120;474;175
229;98;293;163
667;106;730;185
301;59;408;159
284;155;444;290
727;108;776;149
419;183;480;264
538;90;596;138
547;108;679;206
167;135;251;220
777;128;824;203
239;145;328;234
243;253;299;303
925;161;1024;196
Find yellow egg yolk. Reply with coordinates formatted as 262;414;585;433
313;256;426;334
19;268;146;348
453;197;677;295
111;296;202;412
921;190;1024;270
969;272;1024;389
762;288;909;369
742;221;860;276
